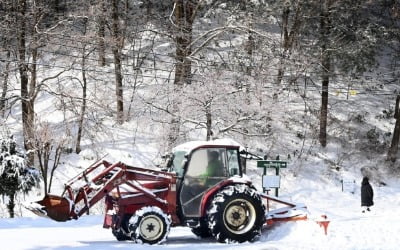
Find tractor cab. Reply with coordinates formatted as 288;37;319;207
164;140;245;220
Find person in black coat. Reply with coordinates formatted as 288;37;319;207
361;176;374;212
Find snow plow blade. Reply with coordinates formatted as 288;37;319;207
25;195;73;222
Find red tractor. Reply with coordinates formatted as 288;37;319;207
27;139;307;244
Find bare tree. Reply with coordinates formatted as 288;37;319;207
276;1;303;84
167;0;201;147
34;121;66;195
14;0;35;162
75;18;89;154
111;0;124;124
13;0;64;162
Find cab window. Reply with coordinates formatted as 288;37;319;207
227;149;241;176
171;151;186;177
179;148;227;217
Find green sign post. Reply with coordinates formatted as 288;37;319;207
257;160;287;171
257;159;287;196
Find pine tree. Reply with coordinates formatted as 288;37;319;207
0;136;39;218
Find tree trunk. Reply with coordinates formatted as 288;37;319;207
276;6;290;85
319;1;332;148
52;0;64;13
25;9;42;164
76;41;88;153
36;142;50;195
206;102;212;141
1;51;10;117
173;0;194;86
112;0;124;124
276;3;302;85
387;95;400;162
17;0;35;159
113;49;124;124
244;33;254;105
76;19;88;153
145;0;153;17
97;0;106;66
319;65;329;147
76;62;87;154
48;146;62;194
7;192;15;218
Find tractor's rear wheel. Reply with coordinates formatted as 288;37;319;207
129;206;171;245
191;219;212;238
207;184;265;243
112;228;131;241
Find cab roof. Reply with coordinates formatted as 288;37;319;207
173;138;244;154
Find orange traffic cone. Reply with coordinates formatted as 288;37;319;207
316;215;330;235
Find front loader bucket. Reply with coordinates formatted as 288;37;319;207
25;194;73;222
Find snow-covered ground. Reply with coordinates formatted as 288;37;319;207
1;172;398;250
1;6;399;249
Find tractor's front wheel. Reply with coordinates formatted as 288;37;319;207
129;206;171;245
207;184;265;243
111;214;132;241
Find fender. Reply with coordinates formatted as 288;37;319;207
199;175;253;217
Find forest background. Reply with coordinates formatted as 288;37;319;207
1;0;400;218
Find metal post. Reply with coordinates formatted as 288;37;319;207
275;166;279;197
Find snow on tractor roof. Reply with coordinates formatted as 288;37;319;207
173;138;244;153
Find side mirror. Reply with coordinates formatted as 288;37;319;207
157;153;173;171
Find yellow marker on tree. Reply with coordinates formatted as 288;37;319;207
349;90;357;96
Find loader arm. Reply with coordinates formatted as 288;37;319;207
26;159;177;222
67;166;126;218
